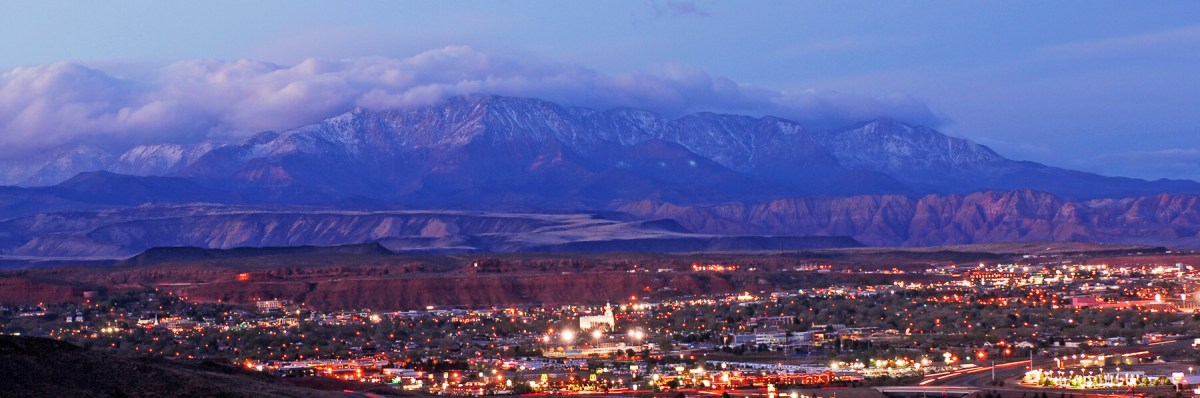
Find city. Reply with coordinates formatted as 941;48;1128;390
2;2;1198;397
5;250;1200;397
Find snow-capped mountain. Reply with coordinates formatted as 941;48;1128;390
177;96;833;175
4;95;1199;202
172;95;1200;201
812;119;1007;175
2;95;1200;254
109;142;223;176
0;144;115;187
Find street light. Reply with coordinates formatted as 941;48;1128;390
628;329;644;341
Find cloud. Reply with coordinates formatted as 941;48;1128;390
663;1;708;17
1037;25;1200;60
0;63;193;155
644;0;708;18
0;46;938;158
772;90;937;130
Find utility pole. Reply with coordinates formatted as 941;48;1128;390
992;360;996;383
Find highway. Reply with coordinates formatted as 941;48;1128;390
914;339;1195;397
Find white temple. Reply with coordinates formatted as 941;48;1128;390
579;303;615;331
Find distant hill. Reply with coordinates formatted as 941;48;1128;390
0;208;862;258
119;242;396;267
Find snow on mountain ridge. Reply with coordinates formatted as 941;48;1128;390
0;95;1068;193
813;119;1005;174
112;142;221;176
0;144;115;186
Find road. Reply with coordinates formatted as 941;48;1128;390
915;339;1195;397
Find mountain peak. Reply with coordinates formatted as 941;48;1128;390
860;117;906;128
3;95;1197;201
814;117;1006;177
0;143;115;187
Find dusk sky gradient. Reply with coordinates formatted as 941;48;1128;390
1;1;1198;180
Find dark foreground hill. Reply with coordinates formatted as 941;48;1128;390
0;334;404;398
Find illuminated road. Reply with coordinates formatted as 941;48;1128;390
921;339;1192;386
914;339;1193;397
919;359;1030;386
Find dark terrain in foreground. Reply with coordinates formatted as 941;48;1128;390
0;334;404;398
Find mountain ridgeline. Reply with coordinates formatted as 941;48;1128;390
1;95;1199;255
7;95;1199;202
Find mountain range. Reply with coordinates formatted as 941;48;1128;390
1;95;1199;257
7;95;1199;200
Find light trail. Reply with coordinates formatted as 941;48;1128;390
918;360;1028;385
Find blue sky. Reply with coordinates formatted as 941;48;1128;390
1;1;1198;180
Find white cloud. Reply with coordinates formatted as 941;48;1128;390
1036;25;1200;60
0;46;938;159
662;1;708;17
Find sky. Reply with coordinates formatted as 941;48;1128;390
1;1;1198;180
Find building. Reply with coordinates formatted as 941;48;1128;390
545;342;650;358
256;299;290;313
749;316;795;327
732;331;789;346
579;303;615;331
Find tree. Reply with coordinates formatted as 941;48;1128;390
512;383;534;395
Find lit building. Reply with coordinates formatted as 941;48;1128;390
579;303;615;331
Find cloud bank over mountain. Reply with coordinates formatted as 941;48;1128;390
0;46;939;159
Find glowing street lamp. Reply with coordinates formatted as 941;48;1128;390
561;330;576;343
